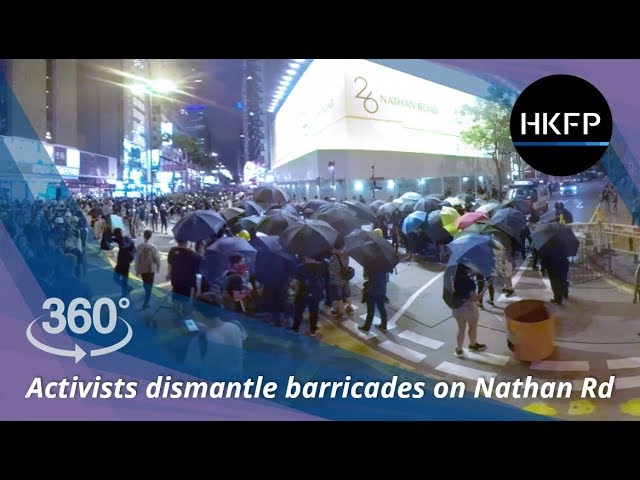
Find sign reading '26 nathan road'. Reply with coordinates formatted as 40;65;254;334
510;74;613;177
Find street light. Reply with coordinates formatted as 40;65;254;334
210;152;218;157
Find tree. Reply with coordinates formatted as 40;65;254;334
460;85;515;198
172;133;208;167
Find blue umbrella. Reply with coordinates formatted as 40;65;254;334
250;235;298;285
402;211;428;235
200;236;257;283
172;210;226;242
446;233;495;278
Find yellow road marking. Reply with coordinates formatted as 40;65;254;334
568;399;596;416
620;398;640;416
522;403;557;417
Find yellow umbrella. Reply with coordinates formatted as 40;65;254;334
440;206;460;227
444;223;458;235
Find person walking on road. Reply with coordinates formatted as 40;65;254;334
112;228;136;299
451;265;487;357
289;256;326;337
539;249;570;305
135;229;161;309
358;267;390;333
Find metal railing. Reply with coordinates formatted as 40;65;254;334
566;222;640;284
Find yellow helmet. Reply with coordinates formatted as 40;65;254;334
373;228;383;237
237;230;251;241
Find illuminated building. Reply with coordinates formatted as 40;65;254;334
270;59;496;200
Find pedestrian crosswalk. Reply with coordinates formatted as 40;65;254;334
435;361;497;381
379;340;427;363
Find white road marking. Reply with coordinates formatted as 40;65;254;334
435;361;497;381
462;349;510;366
388;272;444;327
359;314;382;325
530;360;589;372
378;340;426;363
497;259;530;303
608;357;640;370
540;271;552;292
398;330;444;350
344;319;379;339
493;314;504;322
614;376;640;390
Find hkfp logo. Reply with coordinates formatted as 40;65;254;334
510;74;613;177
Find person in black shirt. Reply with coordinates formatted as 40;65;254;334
450;266;487;357
167;238;202;318
112;228;136;298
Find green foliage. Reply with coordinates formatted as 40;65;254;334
172;133;209;167
459;85;514;157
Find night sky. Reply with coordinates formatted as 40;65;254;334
198;59;244;173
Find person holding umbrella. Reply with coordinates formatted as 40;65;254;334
450;266;487;357
328;237;352;318
358;265;390;333
289;255;327;337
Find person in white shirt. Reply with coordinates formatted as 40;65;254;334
134;229;161;309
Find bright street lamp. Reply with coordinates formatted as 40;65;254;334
210;152;218;157
149;78;178;93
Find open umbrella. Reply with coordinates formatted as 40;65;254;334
426;193;446;201
235;200;264;217
279;219;339;258
200;236;257;283
249;235;298;285
445;196;465;207
400;191;422;203
312;207;362;237
446;232;495;278
486;207;527;240
220;207;245;222
424;209;454;244
402;211;428;235
454;211;488;230
343;201;377;224
440;206;461;228
413;197;441;213
530;222;579;257
370;200;385;212
253;185;289;205
398;201;416;214
238;215;262;236
317;202;351;215
302;199;330;212
501;199;530;216
475;202;501;216
376;201;400;218
172;210;226;242
256;210;300;236
344;229;399;274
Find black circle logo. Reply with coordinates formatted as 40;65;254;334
510;74;612;177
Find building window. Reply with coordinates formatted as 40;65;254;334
0;59;7;135
45;59;54;142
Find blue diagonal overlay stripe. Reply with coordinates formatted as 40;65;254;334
513;141;610;147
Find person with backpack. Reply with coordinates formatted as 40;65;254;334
328;237;354;318
289;255;327;336
135;229;161;309
112;228;136;298
358;265;390;333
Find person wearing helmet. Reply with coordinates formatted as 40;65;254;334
373;228;383;237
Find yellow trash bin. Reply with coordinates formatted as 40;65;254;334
504;299;555;362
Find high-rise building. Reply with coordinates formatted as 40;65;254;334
241;59;265;179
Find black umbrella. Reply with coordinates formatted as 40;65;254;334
249;235;298;285
501;200;530;216
253;185;290;205
302;199;331;212
376;201;400;218
344;229;399;274
370;200;385;212
172;210;226;242
398;201;416;214
235;200;264;217
200;236;257;283
426;193;446;200
256;210;299;236
424;209;453;244
413;197;441;213
220;207;245;222
238;215;262;235
485;207;527;241
343;201;377;224
530;222;580;257
279;219;339;259
312;206;362;237
317;202;351;215
442;263;474;309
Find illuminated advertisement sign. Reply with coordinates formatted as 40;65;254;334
273;59;488;168
79;152;117;179
161;122;173;145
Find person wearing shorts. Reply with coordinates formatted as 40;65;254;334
451;266;487;357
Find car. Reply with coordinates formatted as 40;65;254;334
505;180;551;214
559;180;578;196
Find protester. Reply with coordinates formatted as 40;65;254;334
450;265;487;357
289;256;326;336
135;229;161;309
112;227;136;298
358;266;390;332
167;237;202;318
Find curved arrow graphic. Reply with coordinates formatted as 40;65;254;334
90;317;132;357
26;316;87;364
